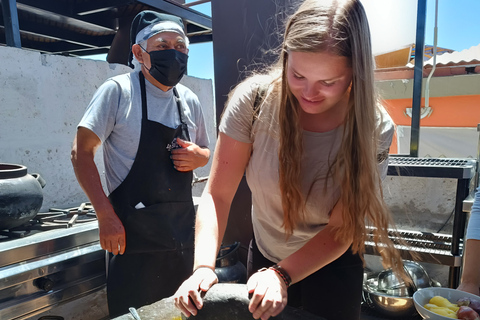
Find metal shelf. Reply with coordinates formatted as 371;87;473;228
364;227;462;267
370;157;477;288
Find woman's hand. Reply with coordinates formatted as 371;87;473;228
173;267;218;317
457;282;480;296
247;269;288;320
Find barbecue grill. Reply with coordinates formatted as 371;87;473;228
366;156;477;288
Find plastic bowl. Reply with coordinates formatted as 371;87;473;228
413;287;480;319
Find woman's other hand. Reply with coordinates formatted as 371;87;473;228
457;282;480;296
247;269;288;320
173;267;218;317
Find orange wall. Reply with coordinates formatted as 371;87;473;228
383;95;480;154
383;95;480;127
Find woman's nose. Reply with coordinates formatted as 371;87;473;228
302;82;320;99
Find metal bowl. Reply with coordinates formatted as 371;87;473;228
363;262;442;318
363;272;417;318
377;261;433;296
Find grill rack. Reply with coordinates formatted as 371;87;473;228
364;227;462;266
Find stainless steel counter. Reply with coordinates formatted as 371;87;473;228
0;221;106;319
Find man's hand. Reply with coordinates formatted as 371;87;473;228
247;269;288;320
97;205;126;255
173;267;218;317
170;138;210;171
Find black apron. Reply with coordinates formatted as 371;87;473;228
106;72;195;318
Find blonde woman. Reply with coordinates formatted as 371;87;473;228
174;0;403;319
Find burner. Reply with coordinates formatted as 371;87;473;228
1;203;97;240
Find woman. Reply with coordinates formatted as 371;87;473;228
457;186;480;296
174;0;404;319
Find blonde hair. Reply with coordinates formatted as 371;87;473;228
270;0;404;274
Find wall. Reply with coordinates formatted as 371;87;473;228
0;46;216;211
376;72;480;156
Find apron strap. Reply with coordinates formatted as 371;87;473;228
173;87;187;125
139;72;148;125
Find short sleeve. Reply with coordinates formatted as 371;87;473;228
218;78;260;143
78;78;123;142
191;93;210;148
466;186;480;240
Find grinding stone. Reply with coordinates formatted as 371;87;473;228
112;283;325;320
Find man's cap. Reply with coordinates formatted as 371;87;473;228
128;10;187;67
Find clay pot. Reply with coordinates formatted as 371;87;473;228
0;163;46;230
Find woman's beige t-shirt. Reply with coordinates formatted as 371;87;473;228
219;75;394;263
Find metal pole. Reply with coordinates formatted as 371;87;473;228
410;0;427;157
1;0;22;48
183;0;211;7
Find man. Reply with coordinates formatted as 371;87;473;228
71;10;210;317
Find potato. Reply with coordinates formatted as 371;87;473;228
425;296;459;319
431;296;458;308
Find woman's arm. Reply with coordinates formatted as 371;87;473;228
174;132;252;317
247;200;352;319
458;187;480;295
458;239;480;295
278;200;351;282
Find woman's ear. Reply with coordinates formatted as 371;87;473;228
132;44;144;64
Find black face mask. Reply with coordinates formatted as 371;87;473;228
141;48;188;87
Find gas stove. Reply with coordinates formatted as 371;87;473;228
0;203;106;320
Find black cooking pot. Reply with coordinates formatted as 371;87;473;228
0;163;46;230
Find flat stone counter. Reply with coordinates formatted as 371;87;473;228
113;283;325;320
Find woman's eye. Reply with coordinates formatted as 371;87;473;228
322;81;336;87
293;73;304;79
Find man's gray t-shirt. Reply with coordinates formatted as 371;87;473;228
78;71;209;193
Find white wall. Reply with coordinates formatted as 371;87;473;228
0;46;216;211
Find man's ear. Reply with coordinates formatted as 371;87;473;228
132;44;144;64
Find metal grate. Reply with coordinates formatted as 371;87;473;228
365;227;461;266
387;156;477;179
389;157;472;167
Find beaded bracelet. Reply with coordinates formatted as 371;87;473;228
258;264;292;287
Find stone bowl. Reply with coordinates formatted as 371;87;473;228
113;283;325;320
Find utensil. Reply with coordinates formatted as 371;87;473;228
129;307;141;320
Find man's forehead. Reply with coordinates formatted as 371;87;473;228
148;32;185;43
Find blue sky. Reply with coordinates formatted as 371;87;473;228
85;0;480;82
185;0;480;82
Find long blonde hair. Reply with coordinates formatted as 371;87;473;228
272;0;404;273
